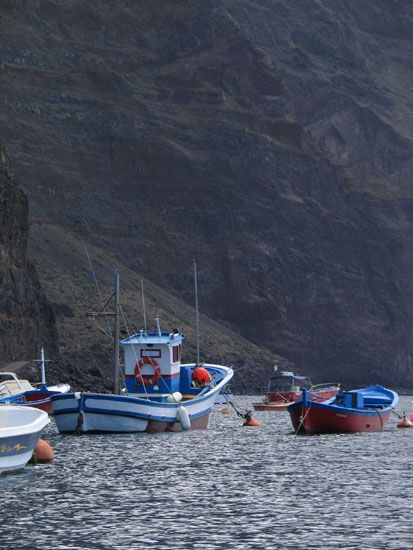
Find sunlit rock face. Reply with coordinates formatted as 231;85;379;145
0;0;412;387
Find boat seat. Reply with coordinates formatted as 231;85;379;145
0;379;33;397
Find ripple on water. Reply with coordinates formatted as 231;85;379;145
0;396;412;549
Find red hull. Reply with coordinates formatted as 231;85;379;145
23;393;54;413
290;405;391;434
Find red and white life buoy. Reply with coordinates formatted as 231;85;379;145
134;357;161;386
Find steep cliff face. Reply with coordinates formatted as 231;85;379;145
0;153;57;364
0;1;412;387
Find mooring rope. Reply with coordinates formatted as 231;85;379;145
223;391;251;420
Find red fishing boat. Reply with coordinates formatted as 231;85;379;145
288;385;398;434
253;367;339;411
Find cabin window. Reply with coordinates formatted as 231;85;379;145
140;349;161;358
171;345;181;363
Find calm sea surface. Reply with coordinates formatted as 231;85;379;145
1;396;412;549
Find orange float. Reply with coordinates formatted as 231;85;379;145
192;366;212;387
243;418;261;427
33;439;54;463
397;414;413;428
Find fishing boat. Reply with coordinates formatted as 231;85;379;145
253;367;339;411
288;385;398;434
0;349;70;413
0;405;50;474
51;269;233;434
52;329;233;433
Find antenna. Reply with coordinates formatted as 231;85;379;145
40;347;46;386
114;270;120;395
155;315;161;336
33;347;50;388
141;279;147;334
194;259;200;364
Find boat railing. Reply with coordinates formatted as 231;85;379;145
0;372;26;392
309;382;340;391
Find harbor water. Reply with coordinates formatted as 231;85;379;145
1;396;412;549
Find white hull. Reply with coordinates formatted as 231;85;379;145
0;405;50;473
0;449;34;473
52;365;233;434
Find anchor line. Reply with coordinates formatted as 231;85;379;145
222;392;250;420
374;408;384;430
291;402;313;438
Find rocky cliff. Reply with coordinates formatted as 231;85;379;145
0;149;57;370
0;1;412;388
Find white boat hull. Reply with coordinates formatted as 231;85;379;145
52;365;233;434
0;406;50;473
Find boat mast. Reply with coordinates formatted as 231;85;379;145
114;270;120;395
194;260;200;364
40;347;46;386
141;279;147;334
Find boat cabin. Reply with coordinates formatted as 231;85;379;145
121;330;185;397
268;371;309;393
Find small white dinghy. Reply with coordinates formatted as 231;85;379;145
0;405;50;474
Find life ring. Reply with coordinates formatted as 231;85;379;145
134;357;161;386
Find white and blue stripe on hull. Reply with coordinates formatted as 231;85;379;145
0;431;43;473
52;364;232;434
0;406;50;473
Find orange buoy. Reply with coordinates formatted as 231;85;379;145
33;438;54;462
243;418;260;427
241;410;260;427
222;407;230;414
397;418;413;428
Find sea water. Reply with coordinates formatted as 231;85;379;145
1;396;412;549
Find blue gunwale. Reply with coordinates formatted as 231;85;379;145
288;384;398;416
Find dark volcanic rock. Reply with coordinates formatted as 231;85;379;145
0;150;57;363
0;1;412;388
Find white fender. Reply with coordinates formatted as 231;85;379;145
167;392;183;403
177;406;191;431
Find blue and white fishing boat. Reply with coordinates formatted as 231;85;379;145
51;330;233;433
51;270;233;434
0;405;50;474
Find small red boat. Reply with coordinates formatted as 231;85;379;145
288;385;398;434
253;368;339;411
